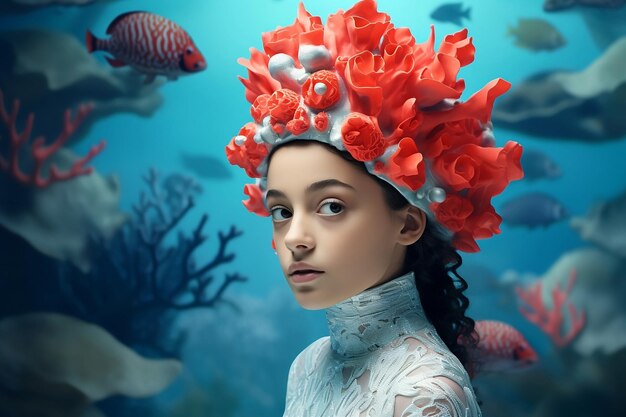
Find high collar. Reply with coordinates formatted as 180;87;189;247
325;270;431;360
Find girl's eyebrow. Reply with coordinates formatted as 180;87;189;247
266;179;356;201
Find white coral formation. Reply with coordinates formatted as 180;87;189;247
0;313;182;404
551;37;626;98
0;29;164;145
0;149;127;273
492;36;626;141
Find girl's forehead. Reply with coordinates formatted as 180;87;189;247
268;155;362;188
268;142;356;175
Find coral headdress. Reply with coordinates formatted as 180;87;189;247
225;0;523;253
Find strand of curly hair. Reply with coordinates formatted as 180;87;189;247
328;143;479;370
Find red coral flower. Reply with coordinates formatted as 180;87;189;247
465;199;502;239
376;137;425;191
336;51;384;116
302;70;341;110
314;112;329;132
438;28;475;67
452;231;480;253
381;27;416;50
243;183;269;216
432;140;523;195
431;194;474;233
286;106;310;135
261;3;323;61
341;112;385;161
237;48;281;104
430;190;504;253
251;94;271;123
324;0;391;58
225;123;268;178
385;98;425;144
421;119;483;159
268;88;300;125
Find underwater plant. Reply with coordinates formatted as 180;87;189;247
55;168;248;357
0;165;247;359
0;89;105;188
515;268;586;347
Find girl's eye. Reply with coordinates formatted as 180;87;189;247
270;207;292;222
319;201;344;216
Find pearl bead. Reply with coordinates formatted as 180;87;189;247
234;135;246;145
428;187;446;203
314;82;327;95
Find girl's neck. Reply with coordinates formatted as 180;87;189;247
325;270;431;360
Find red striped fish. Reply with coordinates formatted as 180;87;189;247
461;320;538;378
86;11;206;84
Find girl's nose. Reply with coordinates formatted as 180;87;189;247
284;215;315;254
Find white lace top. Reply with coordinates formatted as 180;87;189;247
283;271;481;417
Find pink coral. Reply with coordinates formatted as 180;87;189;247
515;269;586;347
0;90;106;188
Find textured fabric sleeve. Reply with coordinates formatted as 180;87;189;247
393;376;480;417
284;353;302;409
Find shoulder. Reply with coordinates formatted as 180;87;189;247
400;332;470;381
285;336;329;402
288;336;330;377
393;375;481;417
391;334;480;417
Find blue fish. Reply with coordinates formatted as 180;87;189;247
430;3;471;26
500;192;568;228
521;149;561;181
180;153;233;180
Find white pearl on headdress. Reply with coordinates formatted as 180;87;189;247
314;82;327;95
481;122;496;147
427;187;446;203
234;135;246;146
299;44;333;72
416;189;426;199
268;53;308;91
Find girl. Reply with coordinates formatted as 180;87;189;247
225;1;523;416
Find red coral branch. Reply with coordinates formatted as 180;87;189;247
0;89;106;188
515;269;586;347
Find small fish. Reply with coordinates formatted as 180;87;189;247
500;192;568;228
86;11;206;84
180;153;233;180
462;320;538;378
507;18;566;51
521;149;561;181
430;3;471;26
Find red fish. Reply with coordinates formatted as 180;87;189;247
461;320;538;378
86;11;206;84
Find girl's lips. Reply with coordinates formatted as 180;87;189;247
290;271;324;283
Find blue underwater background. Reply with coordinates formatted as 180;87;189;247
1;0;626;416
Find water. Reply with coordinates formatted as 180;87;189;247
1;1;625;416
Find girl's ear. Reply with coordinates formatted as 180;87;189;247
397;206;426;246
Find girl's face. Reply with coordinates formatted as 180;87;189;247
266;142;424;310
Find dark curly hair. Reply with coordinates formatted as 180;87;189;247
268;140;479;370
